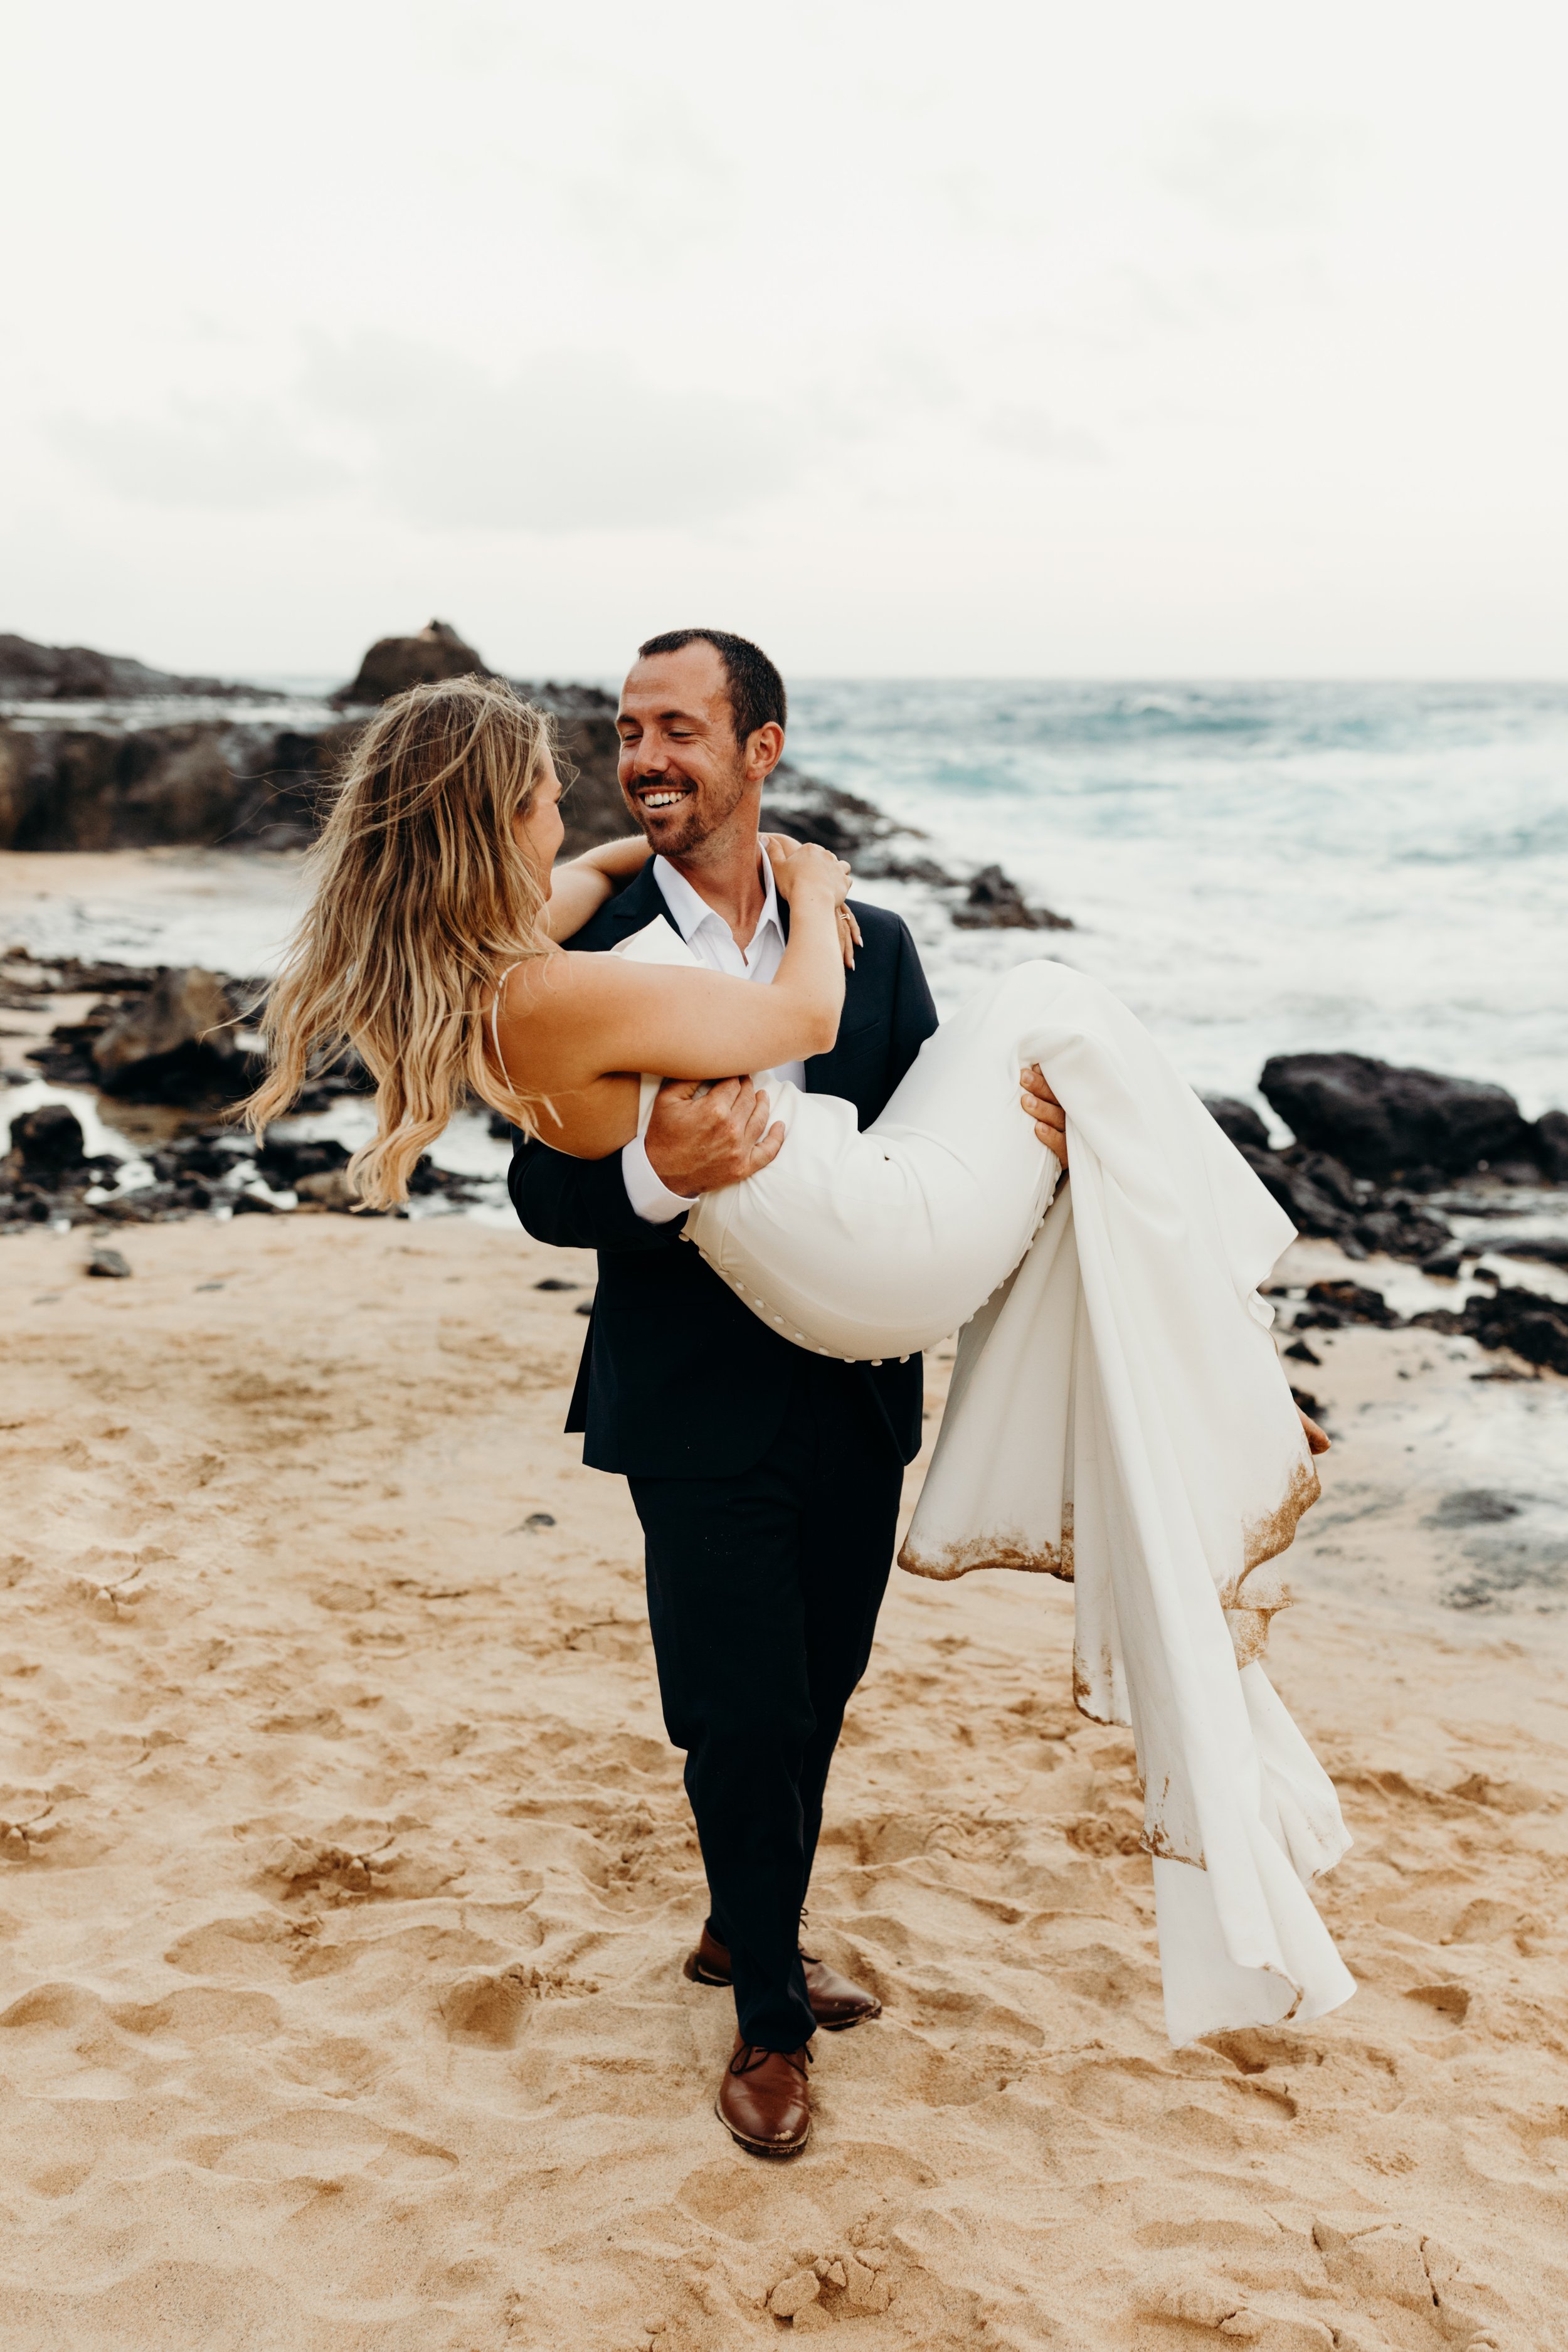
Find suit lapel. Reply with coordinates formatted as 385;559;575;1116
578;861;670;953
804;908;873;1102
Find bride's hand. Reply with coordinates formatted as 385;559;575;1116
764;834;861;970
764;832;852;907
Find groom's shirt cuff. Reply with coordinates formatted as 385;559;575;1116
622;1136;696;1225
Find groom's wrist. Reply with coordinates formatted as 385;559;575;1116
622;1136;697;1224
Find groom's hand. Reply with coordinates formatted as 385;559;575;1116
644;1077;787;1196
1022;1064;1069;1169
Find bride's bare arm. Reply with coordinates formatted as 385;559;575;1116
497;837;851;1099
541;835;653;943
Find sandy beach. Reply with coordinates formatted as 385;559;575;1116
8;0;1568;2334
3;1206;1565;2352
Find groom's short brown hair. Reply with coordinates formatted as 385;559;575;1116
637;628;787;749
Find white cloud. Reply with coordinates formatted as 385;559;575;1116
51;404;347;511
1153;109;1365;236
296;338;811;532
0;0;1563;675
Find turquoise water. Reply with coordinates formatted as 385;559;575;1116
4;679;1564;1123
787;682;1568;1121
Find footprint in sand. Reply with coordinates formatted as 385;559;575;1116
440;1964;536;2047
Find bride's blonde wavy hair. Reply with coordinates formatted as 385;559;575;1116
244;675;558;1209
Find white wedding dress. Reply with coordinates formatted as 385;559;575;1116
618;918;1355;2045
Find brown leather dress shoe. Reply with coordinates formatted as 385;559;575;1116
716;2035;812;2158
685;1922;882;2030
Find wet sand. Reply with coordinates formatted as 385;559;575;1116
2;1210;1567;2351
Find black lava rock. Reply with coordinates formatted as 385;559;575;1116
168;1132;250;1180
0;630;270;702
1259;1051;1532;1180
256;1135;351;1189
4;1102;90;1183
1293;1279;1402;1331
951;864;1073;931
1238;1146;1358;1246
1494;1236;1568;1268
1204;1097;1272;1154
1351;1197;1453;1261
1421;1249;1467;1279
1461;1284;1568;1377
1531;1109;1568;1184
92;967;254;1106
332;619;494;706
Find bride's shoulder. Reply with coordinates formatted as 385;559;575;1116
500;945;635;1024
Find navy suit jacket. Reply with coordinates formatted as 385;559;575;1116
507;861;940;1479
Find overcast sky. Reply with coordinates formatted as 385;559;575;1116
4;0;1565;680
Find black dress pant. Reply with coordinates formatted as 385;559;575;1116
628;1356;905;2052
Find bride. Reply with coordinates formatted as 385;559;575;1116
249;675;1354;2047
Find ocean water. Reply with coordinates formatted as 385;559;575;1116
4;682;1564;1187
786;681;1568;1126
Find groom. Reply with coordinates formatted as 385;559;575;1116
509;630;1064;2158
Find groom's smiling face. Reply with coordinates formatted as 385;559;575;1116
615;641;757;861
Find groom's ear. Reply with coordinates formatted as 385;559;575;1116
744;720;785;785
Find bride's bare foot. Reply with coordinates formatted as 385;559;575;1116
1298;1406;1330;1455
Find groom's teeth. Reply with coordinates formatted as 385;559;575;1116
642;789;687;807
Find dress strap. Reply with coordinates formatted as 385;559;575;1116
490;964;522;1071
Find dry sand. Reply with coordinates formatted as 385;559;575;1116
3;1210;1567;2352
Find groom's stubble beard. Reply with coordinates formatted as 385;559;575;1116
625;750;760;871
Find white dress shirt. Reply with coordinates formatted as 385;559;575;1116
622;854;807;1224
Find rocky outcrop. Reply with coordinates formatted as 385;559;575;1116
21;960;262;1106
1411;1283;1568;1377
1276;1271;1568;1378
1;1103;92;1189
333;620;495;706
761;773;1067;928
1;623;1064;924
1458;1284;1568;1376
1495;1236;1568;1268
1201;1093;1455;1264
92;967;251;1102
0;1101;123;1225
1259;1051;1544;1182
1202;1097;1271;1154
0;717;356;852
17;954;369;1112
1534;1110;1568;1183
0;623;627;858
0;631;275;703
952;864;1073;931
1293;1278;1403;1331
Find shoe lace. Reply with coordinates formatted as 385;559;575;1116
730;2042;813;2079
